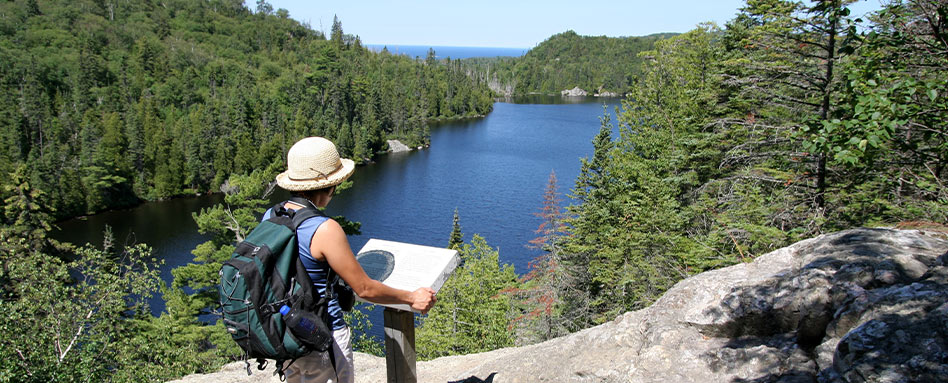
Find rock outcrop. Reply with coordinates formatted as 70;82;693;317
172;228;948;382
386;139;411;153
561;86;587;97
595;86;619;97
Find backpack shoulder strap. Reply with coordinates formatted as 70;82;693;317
282;197;334;302
277;198;340;377
269;197;328;231
286;197;327;230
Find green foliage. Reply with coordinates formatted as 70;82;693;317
417;235;518;360
1;166;59;252
813;0;948;225
0;0;493;220
0;207;162;382
345;302;384;356
561;28;733;323
462;31;676;96
556;0;947;333
448;207;463;250
731;0;862;212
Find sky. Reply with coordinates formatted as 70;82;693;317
259;0;885;48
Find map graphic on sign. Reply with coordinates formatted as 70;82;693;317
355;239;460;312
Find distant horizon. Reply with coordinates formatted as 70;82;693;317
362;30;683;50
257;1;884;48
364;44;529;60
259;0;746;48
365;43;530;50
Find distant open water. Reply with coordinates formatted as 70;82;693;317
365;44;528;59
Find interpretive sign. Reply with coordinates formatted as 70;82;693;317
355;239;460;313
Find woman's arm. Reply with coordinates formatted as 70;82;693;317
310;219;436;313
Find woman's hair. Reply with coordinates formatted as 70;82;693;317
291;185;334;201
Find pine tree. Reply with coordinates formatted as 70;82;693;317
1;166;61;252
448;208;463;250
331;15;345;50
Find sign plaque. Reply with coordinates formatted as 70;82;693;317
355;239;460;313
355;239;459;383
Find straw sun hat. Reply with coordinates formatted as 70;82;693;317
275;137;355;191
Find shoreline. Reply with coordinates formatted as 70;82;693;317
55;113;495;225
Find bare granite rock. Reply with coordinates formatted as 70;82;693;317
561;86;587;97
387;139;411;153
172;228;948;383
595;86;619;97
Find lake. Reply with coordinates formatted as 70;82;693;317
53;95;623;327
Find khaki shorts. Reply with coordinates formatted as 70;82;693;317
281;326;354;383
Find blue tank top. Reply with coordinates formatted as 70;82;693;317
262;207;346;330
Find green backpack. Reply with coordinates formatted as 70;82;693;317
218;199;335;379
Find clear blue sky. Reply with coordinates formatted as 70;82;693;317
259;0;884;48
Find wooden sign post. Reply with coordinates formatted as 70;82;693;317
384;308;416;383
355;239;459;383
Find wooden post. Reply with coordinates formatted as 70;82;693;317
383;308;416;383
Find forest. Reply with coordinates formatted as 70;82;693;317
2;0;947;382
0;0;494;219
463;30;676;96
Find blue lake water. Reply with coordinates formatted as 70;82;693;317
365;44;528;59
53;95;623;337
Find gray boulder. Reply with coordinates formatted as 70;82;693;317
419;228;948;382
561;86;587;97
172;228;948;382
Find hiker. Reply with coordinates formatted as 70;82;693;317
269;136;437;383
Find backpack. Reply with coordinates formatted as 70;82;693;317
218;198;336;380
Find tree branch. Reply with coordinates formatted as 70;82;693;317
15;348;33;377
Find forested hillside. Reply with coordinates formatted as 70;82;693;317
464;31;675;95
545;0;948;329
0;0;493;219
1;0;946;382
442;0;947;350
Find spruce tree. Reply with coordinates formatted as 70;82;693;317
448;208;463;250
729;0;861;221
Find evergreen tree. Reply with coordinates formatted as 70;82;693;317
448;208;463;250
417;235;517;360
561;113;614;327
728;0;861;222
0;1;494;220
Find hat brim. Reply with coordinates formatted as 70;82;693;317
275;158;355;191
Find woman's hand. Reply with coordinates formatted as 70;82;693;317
410;287;437;314
312;219;440;313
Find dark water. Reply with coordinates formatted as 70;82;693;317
54;95;622;322
365;44;528;59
